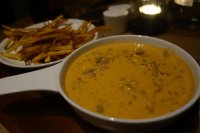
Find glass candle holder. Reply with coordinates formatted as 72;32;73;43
128;0;169;35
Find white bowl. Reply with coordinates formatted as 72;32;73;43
57;35;200;132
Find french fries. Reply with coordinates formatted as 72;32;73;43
1;15;109;65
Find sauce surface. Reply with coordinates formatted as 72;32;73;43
64;42;194;119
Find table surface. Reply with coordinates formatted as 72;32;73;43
0;13;200;133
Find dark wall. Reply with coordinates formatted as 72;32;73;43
0;1;15;25
0;0;128;25
0;0;30;25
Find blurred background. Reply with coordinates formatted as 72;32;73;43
0;0;199;31
0;0;129;25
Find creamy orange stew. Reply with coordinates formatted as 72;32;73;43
64;42;194;119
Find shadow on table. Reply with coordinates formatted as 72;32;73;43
0;92;106;133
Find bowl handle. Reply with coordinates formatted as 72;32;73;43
0;64;59;95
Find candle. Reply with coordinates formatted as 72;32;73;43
128;1;168;35
139;4;162;15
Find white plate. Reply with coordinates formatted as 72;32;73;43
0;19;97;69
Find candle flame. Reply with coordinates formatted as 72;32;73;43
139;4;161;15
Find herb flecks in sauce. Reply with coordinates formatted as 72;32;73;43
65;42;194;119
95;56;113;66
82;68;96;78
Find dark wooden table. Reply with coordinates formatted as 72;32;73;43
0;15;199;133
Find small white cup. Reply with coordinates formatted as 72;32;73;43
103;9;129;35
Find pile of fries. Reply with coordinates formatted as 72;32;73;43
1;15;108;65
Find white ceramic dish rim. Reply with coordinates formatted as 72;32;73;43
57;35;200;124
0;18;97;69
